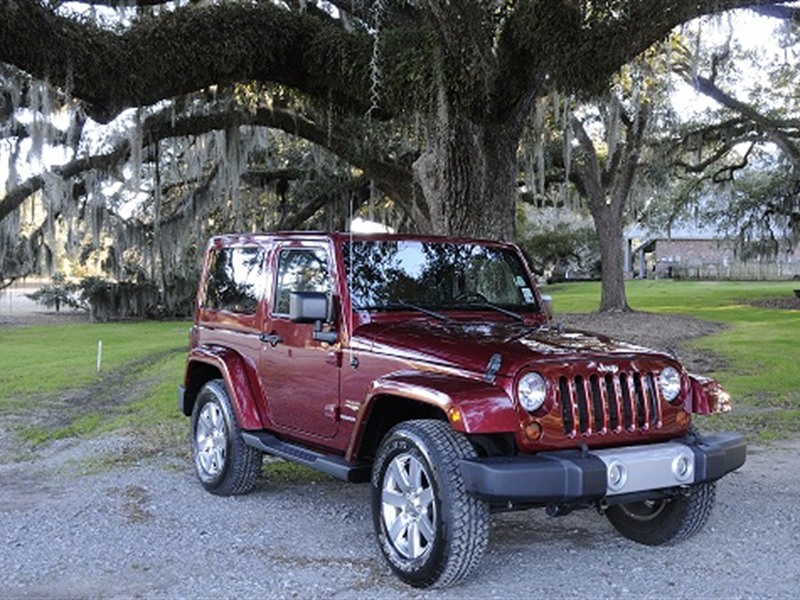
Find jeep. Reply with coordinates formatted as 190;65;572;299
179;232;745;588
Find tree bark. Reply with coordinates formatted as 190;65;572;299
414;111;523;240
593;202;631;312
571;113;645;313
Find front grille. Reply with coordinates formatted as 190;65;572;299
559;372;662;437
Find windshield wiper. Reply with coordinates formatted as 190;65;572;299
457;301;525;323
504;323;543;343
381;301;453;323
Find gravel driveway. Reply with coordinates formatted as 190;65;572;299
1;430;798;599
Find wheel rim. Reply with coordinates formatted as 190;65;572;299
381;452;437;560
195;401;228;478
618;499;669;522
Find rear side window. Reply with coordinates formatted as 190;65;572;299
203;247;266;314
273;247;330;315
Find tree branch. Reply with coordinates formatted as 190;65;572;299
753;4;800;22
687;74;800;168
4;0;782;130
563;0;784;94
570;116;605;210
279;174;369;230
1;103;417;225
63;0;177;6
0;0;377;123
0;144;129;223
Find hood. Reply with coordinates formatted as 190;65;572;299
352;318;665;378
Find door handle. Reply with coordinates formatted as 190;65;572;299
260;332;283;347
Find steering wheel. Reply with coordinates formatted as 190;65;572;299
453;291;488;303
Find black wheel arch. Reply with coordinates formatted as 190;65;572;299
182;359;224;416
355;395;446;461
352;394;516;462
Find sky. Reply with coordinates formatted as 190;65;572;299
671;8;783;116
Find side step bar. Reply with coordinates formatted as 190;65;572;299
242;431;371;483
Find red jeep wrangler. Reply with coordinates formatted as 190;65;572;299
179;232;745;588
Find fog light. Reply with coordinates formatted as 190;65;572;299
607;461;627;492
672;453;694;482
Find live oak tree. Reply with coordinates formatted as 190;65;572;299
518;50;673;312
648;11;800;261
570;90;652;313
0;0;789;311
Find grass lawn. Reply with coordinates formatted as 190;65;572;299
0;321;189;449
546;280;800;441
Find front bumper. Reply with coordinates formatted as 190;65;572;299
460;432;746;504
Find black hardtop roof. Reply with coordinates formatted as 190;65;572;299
207;231;518;249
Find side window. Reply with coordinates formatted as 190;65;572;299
203;247;265;314
273;247;330;315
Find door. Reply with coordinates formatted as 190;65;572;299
261;244;340;438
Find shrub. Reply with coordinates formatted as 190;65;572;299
26;274;84;313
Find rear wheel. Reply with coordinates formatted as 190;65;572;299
371;419;489;588
605;482;716;545
191;379;261;496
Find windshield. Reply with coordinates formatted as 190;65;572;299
344;240;540;313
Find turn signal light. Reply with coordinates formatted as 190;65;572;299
676;409;690;428
524;421;542;441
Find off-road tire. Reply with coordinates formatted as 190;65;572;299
191;379;261;496
371;419;489;588
605;481;717;545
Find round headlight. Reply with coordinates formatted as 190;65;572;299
518;372;547;413
659;366;682;402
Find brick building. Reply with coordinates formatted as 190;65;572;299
630;237;800;280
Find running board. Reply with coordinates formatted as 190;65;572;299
242;431;371;483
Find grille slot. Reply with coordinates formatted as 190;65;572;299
559;371;663;437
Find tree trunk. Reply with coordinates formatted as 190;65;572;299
406;66;534;242
413;94;522;241
571;114;641;313
593;203;630;312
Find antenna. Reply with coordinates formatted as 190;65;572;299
347;192;355;367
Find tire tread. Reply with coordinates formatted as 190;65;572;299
607;481;717;546
192;380;261;496
372;419;489;588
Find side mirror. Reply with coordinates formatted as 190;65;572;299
289;291;329;323
289;291;338;343
540;294;553;320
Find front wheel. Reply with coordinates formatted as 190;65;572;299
371;419;489;588
191;379;262;496
605;482;717;545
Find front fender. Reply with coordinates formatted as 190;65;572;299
364;370;520;434
185;345;264;430
688;374;733;415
